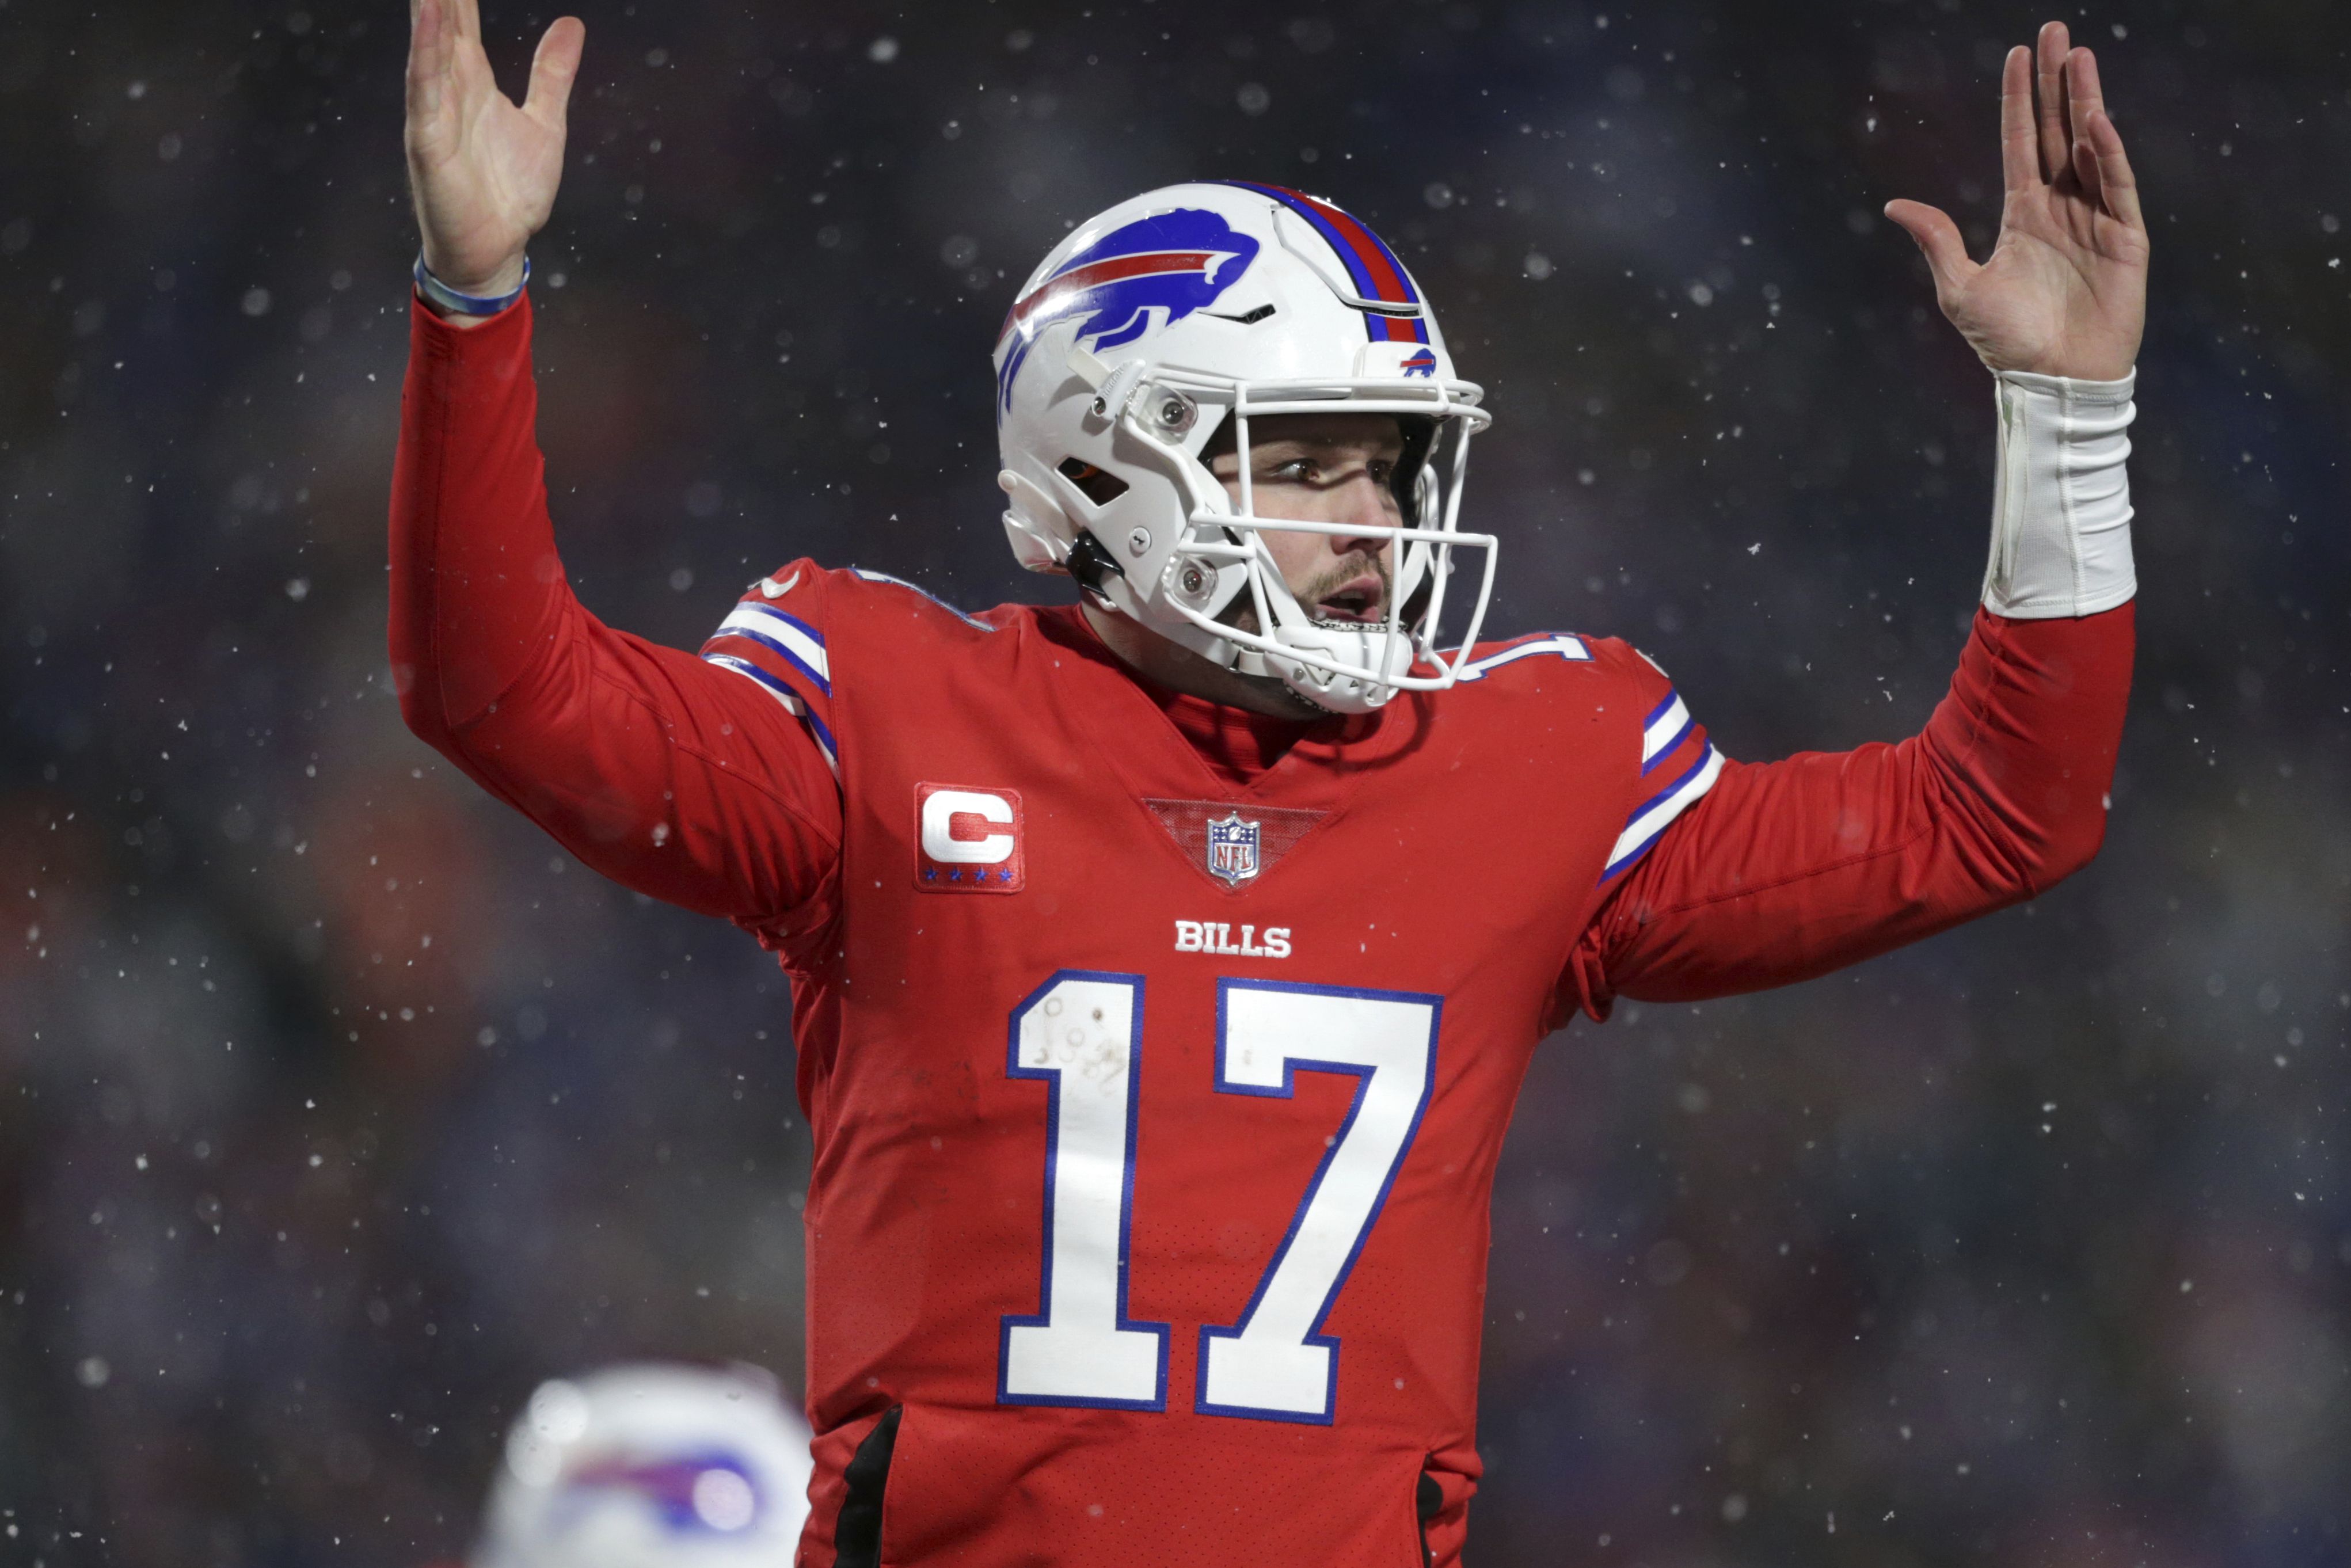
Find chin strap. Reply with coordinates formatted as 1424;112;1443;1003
1066;532;1128;606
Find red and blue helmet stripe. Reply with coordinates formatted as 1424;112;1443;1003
1218;181;1431;345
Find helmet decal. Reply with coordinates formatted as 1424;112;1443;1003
554;1448;766;1535
996;208;1261;414
1217;181;1430;344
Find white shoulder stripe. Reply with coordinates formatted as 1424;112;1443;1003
714;603;831;690
704;655;840;781
1641;695;1691;765
1602;745;1722;881
704;653;802;714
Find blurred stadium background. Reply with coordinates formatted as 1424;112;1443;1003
2;0;2345;1562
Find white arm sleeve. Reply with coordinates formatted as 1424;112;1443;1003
1981;368;2136;619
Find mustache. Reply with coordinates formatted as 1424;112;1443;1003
1219;549;1394;638
1296;550;1391;611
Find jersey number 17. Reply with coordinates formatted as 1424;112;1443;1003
996;971;1440;1425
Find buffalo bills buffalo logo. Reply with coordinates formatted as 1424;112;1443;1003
556;1448;766;1534
1399;348;1437;378
996;208;1261;416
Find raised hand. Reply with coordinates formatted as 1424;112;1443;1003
1885;21;2148;382
405;0;584;300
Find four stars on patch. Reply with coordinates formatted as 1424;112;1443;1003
922;865;1018;885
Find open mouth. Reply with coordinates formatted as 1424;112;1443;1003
1312;576;1386;625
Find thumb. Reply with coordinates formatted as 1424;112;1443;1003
522;16;585;132
1882;199;1974;295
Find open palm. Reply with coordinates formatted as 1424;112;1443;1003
1885;21;2148;382
405;0;584;297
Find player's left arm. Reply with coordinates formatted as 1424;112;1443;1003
1568;605;2131;1014
1565;22;2146;1014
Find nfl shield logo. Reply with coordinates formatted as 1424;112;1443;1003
1205;812;1262;886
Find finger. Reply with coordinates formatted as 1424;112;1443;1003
2064;45;2107;143
2083;108;2145;233
523;17;586;133
2064;48;2106;205
1999;46;2039;193
406;0;447;123
1883;199;1977;295
2036;20;2072;183
2071;133;2104;212
450;0;481;45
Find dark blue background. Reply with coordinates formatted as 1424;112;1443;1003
1;1;2344;1562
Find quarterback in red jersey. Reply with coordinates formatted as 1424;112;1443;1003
393;3;2146;1563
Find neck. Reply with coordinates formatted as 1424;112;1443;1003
1079;601;1326;721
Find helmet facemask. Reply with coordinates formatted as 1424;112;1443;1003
1091;368;1497;714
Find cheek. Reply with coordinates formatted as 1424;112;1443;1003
1256;529;1322;580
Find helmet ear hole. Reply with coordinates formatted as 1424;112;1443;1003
1057;457;1129;506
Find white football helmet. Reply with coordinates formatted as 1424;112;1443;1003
471;1363;813;1568
994;181;1496;713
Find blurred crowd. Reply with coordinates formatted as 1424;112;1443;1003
2;1;2345;1563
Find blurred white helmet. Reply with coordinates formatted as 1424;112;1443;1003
472;1363;813;1568
993;181;1496;713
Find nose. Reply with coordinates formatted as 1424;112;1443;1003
1329;470;1400;561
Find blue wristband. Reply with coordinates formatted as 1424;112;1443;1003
413;254;530;317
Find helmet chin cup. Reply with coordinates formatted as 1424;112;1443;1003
1270;622;1414;714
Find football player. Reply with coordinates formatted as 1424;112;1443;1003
454;1363;813;1567
392;3;2144;1563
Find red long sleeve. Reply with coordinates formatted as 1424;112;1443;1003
1568;604;2134;1015
388;298;843;945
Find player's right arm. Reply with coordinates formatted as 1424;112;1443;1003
391;0;842;942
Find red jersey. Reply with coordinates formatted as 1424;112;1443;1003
390;300;2132;1567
